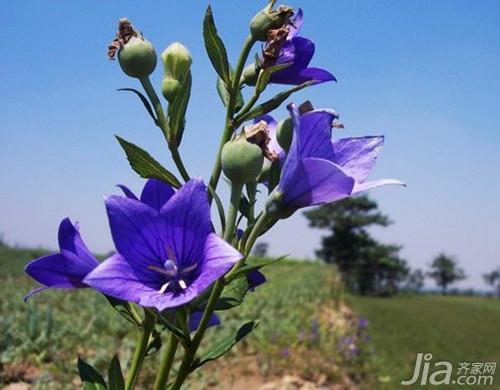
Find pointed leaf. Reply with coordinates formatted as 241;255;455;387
105;296;140;327
116;136;181;189
235;81;314;125
203;6;231;83
108;355;124;390
215;277;249;310
117;88;157;123
255;63;292;95
168;71;192;147
227;255;288;282
216;77;244;112
78;358;107;390
193;321;259;369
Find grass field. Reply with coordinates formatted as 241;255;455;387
0;242;373;389
351;295;500;389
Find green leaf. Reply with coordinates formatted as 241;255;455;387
146;329;162;356
193;321;259;369
228;255;288;282
203;5;231;84
255;63;292;95
168;71;192;147
117;88;157;124
108;355;124;390
157;314;191;346
115;136;181;189
216;77;244;112
215;277;249;310
105;296;140;327
235;81;314;125
78;358;107;390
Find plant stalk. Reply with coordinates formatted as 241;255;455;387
152;332;179;390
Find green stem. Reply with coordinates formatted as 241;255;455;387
244;210;268;256
140;77;191;182
152;332;179;390
208;35;255;202
246;181;257;225
125;311;155;390
223;183;243;242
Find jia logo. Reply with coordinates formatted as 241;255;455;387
401;353;496;386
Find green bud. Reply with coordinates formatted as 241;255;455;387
222;134;264;185
118;36;157;79
250;1;294;41
276;117;293;152
241;63;259;86
161;42;192;80
161;42;192;102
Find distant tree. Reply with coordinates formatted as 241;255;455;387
405;269;425;293
252;242;269;258
483;268;500;297
428;254;466;294
304;195;407;296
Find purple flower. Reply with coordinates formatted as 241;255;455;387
268;104;404;214
24;218;99;300
116;178;175;211
84;179;242;311
267;10;335;85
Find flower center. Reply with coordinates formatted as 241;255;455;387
147;257;199;294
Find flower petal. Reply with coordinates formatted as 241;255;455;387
288;8;303;38
58;218;99;268
160;179;212;268
116;184;138;200
25;253;90;289
352;178;406;194
189;311;220;332
297;67;336;84
282;157;355;208
247;270;266;291
298;109;339;159
105;195;166;269
272;37;315;84
330;136;385;183
84;253;172;309
140;179;175;211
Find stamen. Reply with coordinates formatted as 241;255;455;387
182;262;198;273
159;282;170;294
178;279;187;290
148;265;173;276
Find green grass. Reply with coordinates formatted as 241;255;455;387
0;242;366;388
351;294;500;389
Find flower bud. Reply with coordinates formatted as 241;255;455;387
222;134;264;185
276;117;293;151
241;63;259;86
118;37;157;78
161;42;192;102
108;19;157;79
250;1;294;41
265;189;295;219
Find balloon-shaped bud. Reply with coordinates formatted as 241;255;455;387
222;134;264;185
108;19;157;79
250;1;294;41
161;42;192;102
242;63;259;86
276;117;293;151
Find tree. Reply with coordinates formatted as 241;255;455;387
304;195;408;295
405;269;425;293
483;268;500;297
428;253;466;294
252;242;269;258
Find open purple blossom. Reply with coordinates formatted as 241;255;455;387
84;179;243;311
24;218;99;300
116;178;175;211
268;104;404;214
266;9;336;85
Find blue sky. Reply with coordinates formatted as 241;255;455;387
1;1;499;289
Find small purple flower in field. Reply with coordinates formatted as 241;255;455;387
24;218;99;300
265;9;336;85
267;104;404;217
357;317;369;329
247;270;267;291
84;179;242;311
188;311;220;332
280;347;290;358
